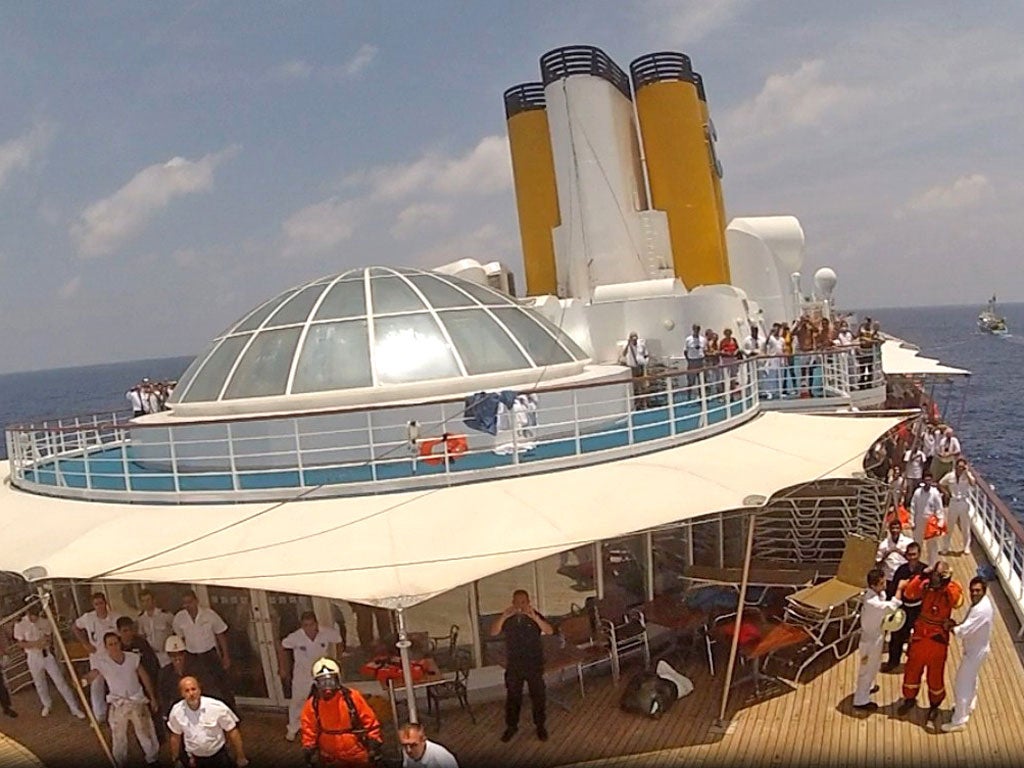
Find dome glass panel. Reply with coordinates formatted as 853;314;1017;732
373;313;461;384
292;320;372;393
171;266;589;407
314;279;367;321
223;327;302;399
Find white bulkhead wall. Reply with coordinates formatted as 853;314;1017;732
545;75;673;300
726;216;805;325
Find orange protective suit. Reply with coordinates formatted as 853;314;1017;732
901;574;964;706
300;686;382;766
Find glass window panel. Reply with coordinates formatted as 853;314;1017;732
180;335;251;402
373;314;460;384
405;274;477;308
232;291;297;333
439;308;531;374
489;308;574;366
653;529;691;597
265;285;327;327
314;279;367;321
444;278;515;306
525;310;588;359
370;276;427;314
292;320;372;393
537;547;596;616
223;328;302;399
602;536;647;608
168;339;219;403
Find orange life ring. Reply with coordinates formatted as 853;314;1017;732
418;434;468;465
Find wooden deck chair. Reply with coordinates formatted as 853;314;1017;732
772;533;876;682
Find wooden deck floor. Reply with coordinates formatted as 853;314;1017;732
3;530;1024;768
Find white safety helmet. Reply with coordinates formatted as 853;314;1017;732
165;635;187;654
311;657;342;695
881;608;906;634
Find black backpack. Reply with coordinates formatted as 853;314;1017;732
619;669;679;719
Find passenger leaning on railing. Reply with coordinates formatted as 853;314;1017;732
719;329;740;395
619;332;650;410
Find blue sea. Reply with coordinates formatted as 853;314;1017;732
0;303;1021;518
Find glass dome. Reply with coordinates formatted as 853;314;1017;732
169;266;589;413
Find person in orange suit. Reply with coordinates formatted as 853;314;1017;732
301;657;383;766
896;561;963;723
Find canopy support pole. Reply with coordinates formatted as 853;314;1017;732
38;586;116;768
395;607;418;723
717;511;757;725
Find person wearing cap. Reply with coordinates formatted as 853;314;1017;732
13;603;86;718
301;657;383;766
159;635;224;724
278;610;343;742
853;568;904;711
168;676;248;768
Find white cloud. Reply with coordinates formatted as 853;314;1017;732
902;174;993;216
282;197;361;256
653;0;753;44
340;44;378;78
58;276;81;299
416;224;512;267
347;135;512;202
725;60;869;142
71;146;240;258
269;44;378;84
0;122;56;191
267;59;314;82
391;202;454;239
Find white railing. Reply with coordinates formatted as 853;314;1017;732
4;347;882;505
968;473;1024;637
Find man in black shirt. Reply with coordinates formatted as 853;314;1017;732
882;541;927;672
490;589;554;743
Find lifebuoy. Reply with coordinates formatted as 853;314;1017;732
418;434;468;465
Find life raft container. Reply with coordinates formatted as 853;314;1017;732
418;434;468;465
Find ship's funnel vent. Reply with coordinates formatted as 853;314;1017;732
691;72;707;102
503;82;546;119
540;45;632;101
629;51;694;89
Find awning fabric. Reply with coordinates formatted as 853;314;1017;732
881;339;970;376
0;411;904;608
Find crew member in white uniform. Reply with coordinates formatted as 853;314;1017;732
173;590;235;712
277;610;343;741
72;592;124;722
853;568;903;710
137;589;174;668
942;577;994;732
83;632;160;766
399;721;460;767
13;604;86;718
875;519;913;597
763;325;785;399
909;473;945;564
167;676;249;767
941;458;976;556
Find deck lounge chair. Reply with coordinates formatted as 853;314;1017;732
771;533;876;682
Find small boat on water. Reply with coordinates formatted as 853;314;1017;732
978;294;1008;335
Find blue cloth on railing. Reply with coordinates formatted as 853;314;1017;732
463;390;518;435
684;586;739;612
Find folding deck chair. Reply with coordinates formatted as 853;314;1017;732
768;533;877;683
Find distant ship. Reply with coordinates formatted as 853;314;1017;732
978;293;1008;334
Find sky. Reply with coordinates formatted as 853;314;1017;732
1;1;1022;374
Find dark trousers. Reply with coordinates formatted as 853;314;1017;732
191;649;237;713
186;745;234;767
504;667;545;729
0;670;11;709
887;605;922;667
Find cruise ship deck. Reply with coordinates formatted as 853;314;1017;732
1;527;1020;768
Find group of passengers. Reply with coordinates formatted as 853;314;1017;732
126;378;176;417
621;312;883;407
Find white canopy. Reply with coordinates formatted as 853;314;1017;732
0;411;904;608
881;339;970;376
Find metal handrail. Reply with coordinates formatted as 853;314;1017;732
968;470;1024;635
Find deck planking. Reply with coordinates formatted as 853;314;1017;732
2;529;1024;767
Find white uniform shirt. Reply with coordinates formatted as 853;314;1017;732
921;430;937;458
904;449;926;479
281;626;343;684
941;470;974;505
910;485;944;530
684;334;706;360
403;740;460;768
75;609;125;666
860;589;901;642
13;615;53;659
94;651;147;704
742;335;764;356
126;389;143;412
621;339;649;369
138;608;175;666
876;533;914;583
173;607;228;654
766;334;785;357
953;594;993;657
167;696;238;758
936;435;961;460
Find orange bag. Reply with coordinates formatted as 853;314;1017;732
924;515;946;540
